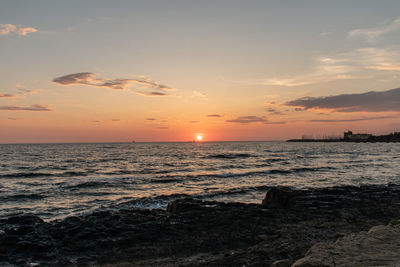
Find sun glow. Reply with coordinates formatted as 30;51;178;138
196;135;203;141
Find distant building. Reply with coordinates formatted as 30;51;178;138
344;131;372;140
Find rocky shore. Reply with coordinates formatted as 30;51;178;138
1;184;400;266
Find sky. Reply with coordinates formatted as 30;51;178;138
1;0;400;143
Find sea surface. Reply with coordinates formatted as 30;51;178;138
1;141;399;221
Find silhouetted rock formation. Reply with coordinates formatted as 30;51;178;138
262;188;296;208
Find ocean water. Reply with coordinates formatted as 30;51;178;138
0;141;399;221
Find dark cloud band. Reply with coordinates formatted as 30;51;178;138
0;104;51;111
285;88;400;112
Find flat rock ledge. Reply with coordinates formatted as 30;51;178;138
292;223;400;267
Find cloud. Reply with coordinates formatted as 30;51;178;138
111;119;120;121
0;104;51;111
238;19;400;88
157;126;168;129
53;72;93;85
0;89;36;98
320;31;332;37
242;46;400;87
285;87;400;112
53;72;175;91
189;120;199;123
266;108;284;115
226;116;268;124
348;18;400;41
0;93;16;98
0;24;37;36
245;55;360;87
206;114;223;117
17;27;38;36
310;115;399;123
190;91;207;98
266;121;286;124
368;65;400;71
136;91;170;97
146;118;157;121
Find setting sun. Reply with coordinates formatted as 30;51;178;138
196;135;203;141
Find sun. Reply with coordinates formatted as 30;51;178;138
196;135;203;141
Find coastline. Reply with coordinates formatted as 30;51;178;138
287;131;400;143
1;184;400;266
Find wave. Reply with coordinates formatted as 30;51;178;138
152;166;337;182
204;153;256;159
0;172;54;179
1;193;45;201
0;170;88;179
110;193;191;210
62;171;88;177
149;178;182;184
63;181;109;190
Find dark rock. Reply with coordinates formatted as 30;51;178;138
166;198;204;213
262;188;295;208
2;215;44;226
1;184;400;266
271;259;293;267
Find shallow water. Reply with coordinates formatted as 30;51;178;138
0;141;399;220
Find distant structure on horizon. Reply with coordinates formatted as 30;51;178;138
288;130;400;142
343;131;372;141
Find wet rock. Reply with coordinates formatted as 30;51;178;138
262;188;295;208
166;198;204;213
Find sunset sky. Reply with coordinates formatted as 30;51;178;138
1;0;400;143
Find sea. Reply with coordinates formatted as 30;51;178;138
1;141;399;221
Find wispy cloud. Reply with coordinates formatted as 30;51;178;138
0;89;36;98
111;119;120;121
146;118;157;121
0;24;37;36
206;114;223;117
189;120;199;123
0;104;51;111
226;116;267;124
246;46;400;87
245;55;359;87
368;65;400;71
285;87;400;112
53;72;175;92
266;108;284;115
310;115;399;123
0;93;16;98
189;91;207;98
348;18;400;42
136;91;170;97
226;115;286;124
266;121;286;124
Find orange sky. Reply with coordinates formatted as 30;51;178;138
1;2;400;143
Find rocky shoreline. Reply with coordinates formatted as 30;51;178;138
1;184;400;266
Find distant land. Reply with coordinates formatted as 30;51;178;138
287;131;400;143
